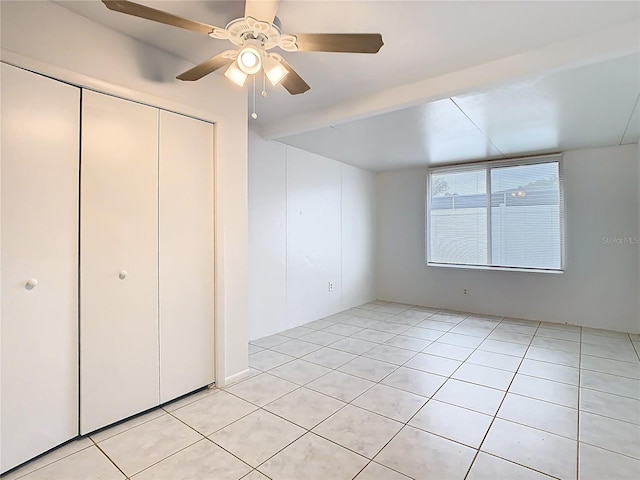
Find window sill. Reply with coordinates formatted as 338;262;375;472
426;262;564;274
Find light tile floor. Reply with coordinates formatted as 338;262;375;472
4;301;640;480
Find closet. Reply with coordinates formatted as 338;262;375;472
1;65;215;472
158;111;214;404
80;92;215;433
80;91;161;434
1;63;80;473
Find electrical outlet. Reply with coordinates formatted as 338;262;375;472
463;288;468;295
328;282;334;292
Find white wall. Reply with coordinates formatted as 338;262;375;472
342;164;378;307
1;0;249;382
377;143;640;334
286;146;343;327
248;136;287;338
248;131;376;340
637;144;640;331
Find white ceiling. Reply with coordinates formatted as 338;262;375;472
280;53;640;171
53;1;640;170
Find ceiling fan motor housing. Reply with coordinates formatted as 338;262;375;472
219;16;298;52
225;17;278;47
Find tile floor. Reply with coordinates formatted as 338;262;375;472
3;301;640;480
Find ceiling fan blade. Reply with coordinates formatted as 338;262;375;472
278;58;310;95
102;0;221;36
177;53;235;81
293;33;384;53
244;0;279;24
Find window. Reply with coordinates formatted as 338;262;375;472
427;156;563;271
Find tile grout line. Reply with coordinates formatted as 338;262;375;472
322;312;505;479
163;409;256;471
228;308;462;478
247;310;439;395
467;451;562;480
462;318;544;480
478;325;579;476
231;330;424;479
260;311;538;362
618;93;639;145
578;440;640;461
249;311;585;428
417;317;526;478
576;327;584;480
257;309;462;364
91;389;265;478
352;313;576;480
631;332;640;362
217;361;392;474
0;441;95;480
329;313;473;479
97;409;211;479
219;383;370;476
156;403;298;480
89;437;129;479
249;311;455;403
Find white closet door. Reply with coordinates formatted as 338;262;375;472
0;64;79;473
80;90;159;434
159;111;214;403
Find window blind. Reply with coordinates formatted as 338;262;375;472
427;156;563;271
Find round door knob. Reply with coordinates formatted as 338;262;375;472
25;279;38;290
119;270;127;280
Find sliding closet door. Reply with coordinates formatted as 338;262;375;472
0;64;80;473
159;111;214;403
80;90;159;434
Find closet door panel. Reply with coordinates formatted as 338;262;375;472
159;111;214;403
80;90;159;434
0;63;80;473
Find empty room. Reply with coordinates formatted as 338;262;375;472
1;1;639;479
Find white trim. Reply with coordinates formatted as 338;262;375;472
427;263;564;274
427;153;563;173
424;171;432;263
225;369;252;386
557;158;568;271
213;126;227;388
486;168;493;264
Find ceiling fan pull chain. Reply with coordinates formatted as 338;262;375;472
251;74;258;120
262;71;268;98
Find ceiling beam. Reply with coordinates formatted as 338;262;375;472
261;21;639;140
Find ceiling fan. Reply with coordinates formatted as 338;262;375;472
102;0;384;96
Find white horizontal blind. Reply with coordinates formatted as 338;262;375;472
490;162;561;269
428;157;563;271
429;169;487;265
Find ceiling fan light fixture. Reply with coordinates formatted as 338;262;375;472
237;45;262;74
224;62;248;87
264;55;289;86
102;0;384;97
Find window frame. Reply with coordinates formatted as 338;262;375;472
426;154;565;273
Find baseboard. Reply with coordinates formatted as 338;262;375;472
224;369;252;387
